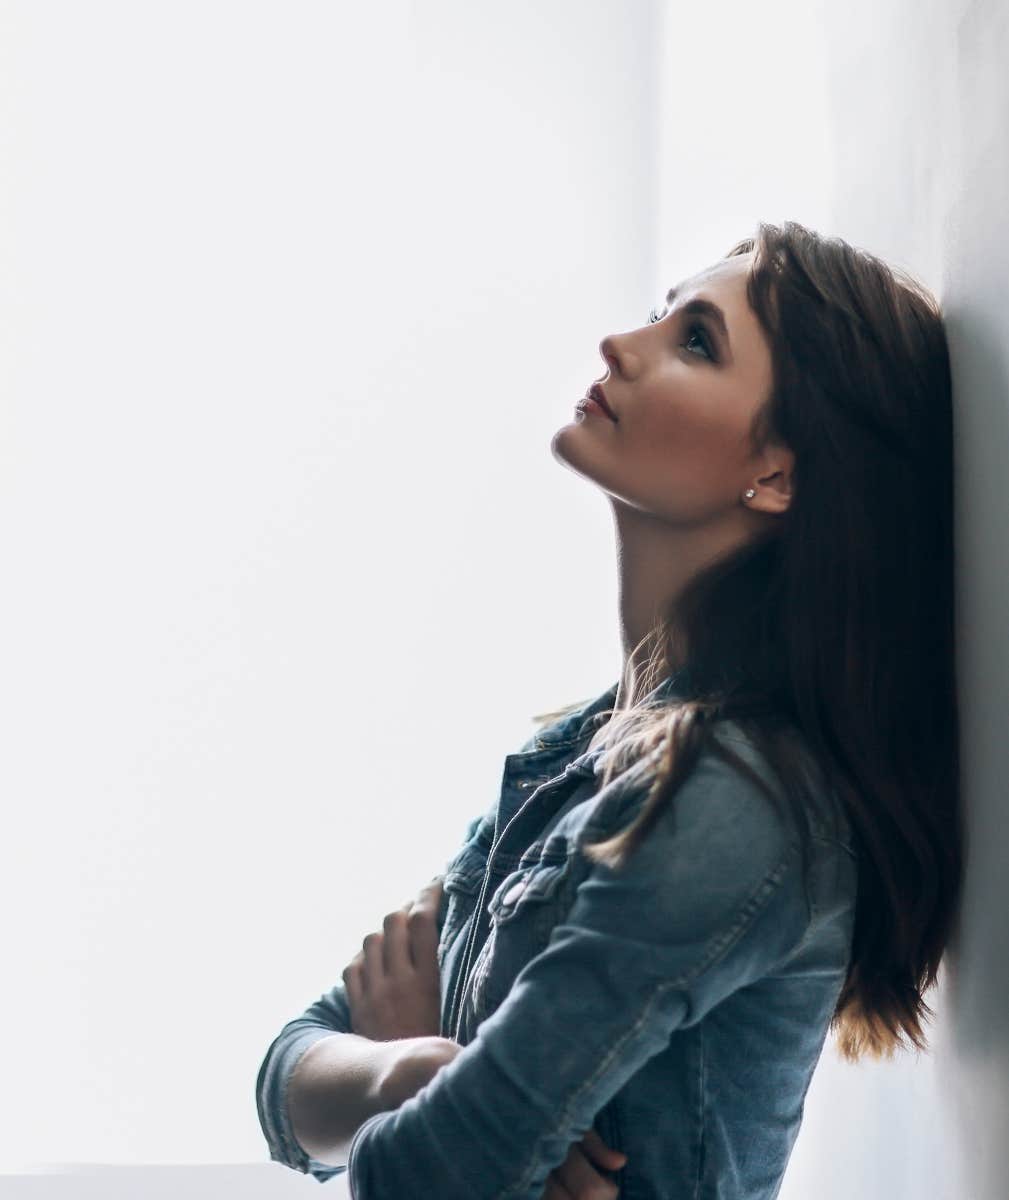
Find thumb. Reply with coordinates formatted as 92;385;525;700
580;1127;627;1167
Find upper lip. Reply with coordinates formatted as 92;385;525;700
587;382;618;422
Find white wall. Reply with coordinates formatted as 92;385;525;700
654;1;1006;1197
0;0;664;1174
775;1;1006;1197
652;0;834;287
3;1;992;1195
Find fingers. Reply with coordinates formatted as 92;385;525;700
361;930;384;985
579;1127;628;1171
391;879;443;970
341;953;364;1022
382;909;411;973
406;880;442;969
404;878;443;924
541;1174;576;1200
343;877;448;1040
362;878;443;976
357;879;447;983
553;1144;620;1199
399;877;444;915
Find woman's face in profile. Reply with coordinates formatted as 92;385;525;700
551;251;779;525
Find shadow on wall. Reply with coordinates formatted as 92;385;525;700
941;292;1009;1196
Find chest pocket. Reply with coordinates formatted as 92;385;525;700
468;859;570;1018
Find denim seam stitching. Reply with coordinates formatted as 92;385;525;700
491;976;682;1199
692;1021;706;1200
670;848;794;989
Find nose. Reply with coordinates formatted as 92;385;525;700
597;334;620;376
600;331;643;386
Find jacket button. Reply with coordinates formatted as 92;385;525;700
502;879;527;906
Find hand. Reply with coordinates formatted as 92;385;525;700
542;1128;627;1200
343;878;445;1041
377;1034;464;1110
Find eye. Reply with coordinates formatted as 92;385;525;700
683;322;714;361
647;306;715;362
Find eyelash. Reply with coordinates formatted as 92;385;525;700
647;306;715;361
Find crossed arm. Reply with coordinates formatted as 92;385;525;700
276;877;626;1197
283;878;448;1164
259;750;808;1199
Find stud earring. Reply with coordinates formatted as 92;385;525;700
743;488;756;500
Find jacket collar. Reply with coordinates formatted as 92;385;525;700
532;667;694;756
492;668;695;842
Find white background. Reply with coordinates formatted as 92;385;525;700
1;1;993;1196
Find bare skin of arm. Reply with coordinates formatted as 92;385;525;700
286;879;448;1164
286;1031;398;1164
286;879;628;1194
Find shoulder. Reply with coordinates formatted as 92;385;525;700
604;719;804;863
666;727;803;867
710;716;854;849
571;726;815;984
578;721;821;946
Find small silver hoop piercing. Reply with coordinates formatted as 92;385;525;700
744;488;756;500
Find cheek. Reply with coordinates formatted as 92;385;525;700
637;400;743;473
625;401;751;512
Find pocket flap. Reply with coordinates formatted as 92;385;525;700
487;863;566;923
443;841;489;896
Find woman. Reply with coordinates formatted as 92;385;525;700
256;220;963;1198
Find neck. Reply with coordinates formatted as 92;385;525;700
610;498;752;712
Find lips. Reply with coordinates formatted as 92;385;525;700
588;382;618;421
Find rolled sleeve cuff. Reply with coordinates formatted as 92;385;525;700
258;1026;350;1182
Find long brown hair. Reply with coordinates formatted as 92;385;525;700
561;220;963;1064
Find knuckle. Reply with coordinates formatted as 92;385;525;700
383;910;405;931
407;907;434;931
362;932;381;951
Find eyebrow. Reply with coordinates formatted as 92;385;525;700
664;285;732;360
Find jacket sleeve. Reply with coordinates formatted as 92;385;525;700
346;746;813;1200
255;982;356;1181
254;815;481;1182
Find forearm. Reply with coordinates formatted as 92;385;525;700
287;1033;396;1166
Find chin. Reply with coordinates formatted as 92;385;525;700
550;428;609;484
549;422;580;465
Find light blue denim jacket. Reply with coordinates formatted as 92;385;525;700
256;671;858;1198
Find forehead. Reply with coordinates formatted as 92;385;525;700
676;251;754;299
676;254;760;337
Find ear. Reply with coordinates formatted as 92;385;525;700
746;442;794;515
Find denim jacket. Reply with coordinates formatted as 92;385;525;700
256;671;858;1198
